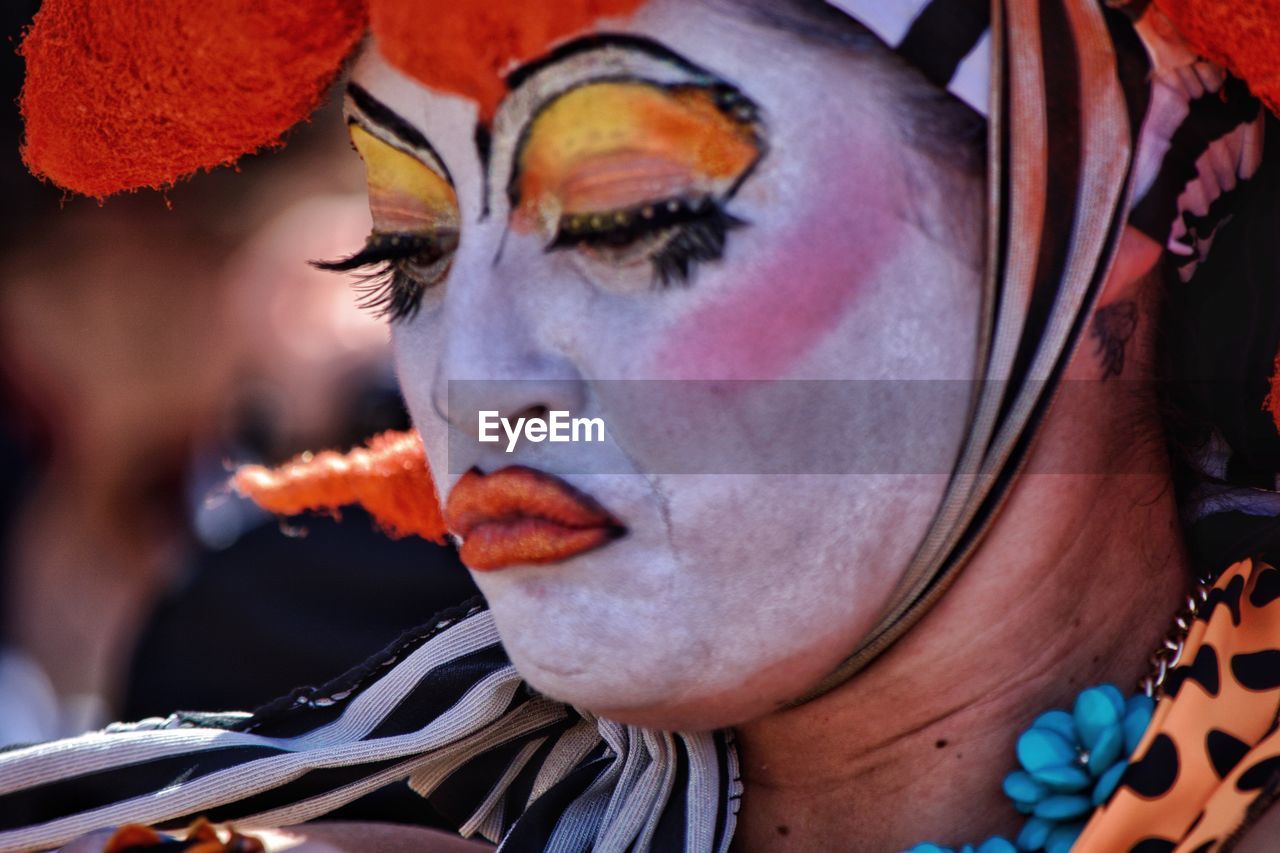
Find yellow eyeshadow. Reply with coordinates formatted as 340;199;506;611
349;122;458;232
514;82;759;225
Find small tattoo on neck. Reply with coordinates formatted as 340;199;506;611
1091;300;1138;379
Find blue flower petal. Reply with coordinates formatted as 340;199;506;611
1033;793;1092;821
1092;761;1127;806
1032;710;1078;744
1016;817;1052;851
1122;698;1154;755
905;688;1154;853
1096;684;1126;719
1030;764;1092;792
1004;770;1048;803
1087;726;1124;775
1074;688;1121;751
1018;728;1078;773
1125;693;1154;717
1044;822;1085;853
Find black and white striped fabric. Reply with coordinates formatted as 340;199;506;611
0;1;1271;849
0;599;741;851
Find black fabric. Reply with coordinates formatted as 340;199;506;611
1185;513;1280;573
896;0;989;89
364;644;515;741
1163;116;1280;482
232;592;489;740
124;508;478;722
1159;115;1280;580
1128;78;1261;245
429;732;545;831
172;755;413;824
650;736;691;850
121;509;479;826
500;718;581;830
499;751;613;849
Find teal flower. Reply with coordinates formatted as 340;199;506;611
1002;685;1154;852
904;839;1017;853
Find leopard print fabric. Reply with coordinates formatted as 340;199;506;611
1077;558;1280;851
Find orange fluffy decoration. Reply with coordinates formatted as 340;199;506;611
1154;0;1280;115
368;0;645;121
19;0;645;196
232;430;447;543
19;0;366;196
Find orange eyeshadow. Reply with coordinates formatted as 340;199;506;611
512;82;760;230
350;122;459;234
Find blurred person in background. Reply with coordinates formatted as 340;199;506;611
0;0;475;748
124;187;479;728
0;187;241;739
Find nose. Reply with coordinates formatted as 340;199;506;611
429;235;588;444
437;355;587;443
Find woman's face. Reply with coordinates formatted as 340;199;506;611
347;0;983;729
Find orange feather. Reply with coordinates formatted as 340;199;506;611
233;429;447;543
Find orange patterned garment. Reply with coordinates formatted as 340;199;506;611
1079;558;1280;850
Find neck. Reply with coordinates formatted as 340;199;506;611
731;377;1190;850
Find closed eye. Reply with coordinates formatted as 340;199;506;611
547;195;746;285
503;75;765;289
314;230;458;321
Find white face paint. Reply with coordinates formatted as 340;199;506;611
347;0;984;730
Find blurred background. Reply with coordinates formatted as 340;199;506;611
0;0;477;796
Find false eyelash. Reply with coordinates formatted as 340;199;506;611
547;196;745;286
351;266;427;321
313;232;452;322
652;203;745;285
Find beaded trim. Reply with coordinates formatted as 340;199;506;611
1139;574;1216;699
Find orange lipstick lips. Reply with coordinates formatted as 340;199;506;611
444;466;625;571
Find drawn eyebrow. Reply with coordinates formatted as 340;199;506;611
346;81;455;186
504;32;713;91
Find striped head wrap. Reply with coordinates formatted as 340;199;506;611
3;1;1276;850
796;0;1266;700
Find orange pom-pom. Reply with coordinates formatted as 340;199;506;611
18;0;649;194
369;0;646;121
233;429;447;543
1155;0;1280;115
19;0;366;196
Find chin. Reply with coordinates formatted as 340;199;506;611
468;521;872;731
495;612;844;732
513;656;777;731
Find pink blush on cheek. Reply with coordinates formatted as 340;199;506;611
653;200;903;381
